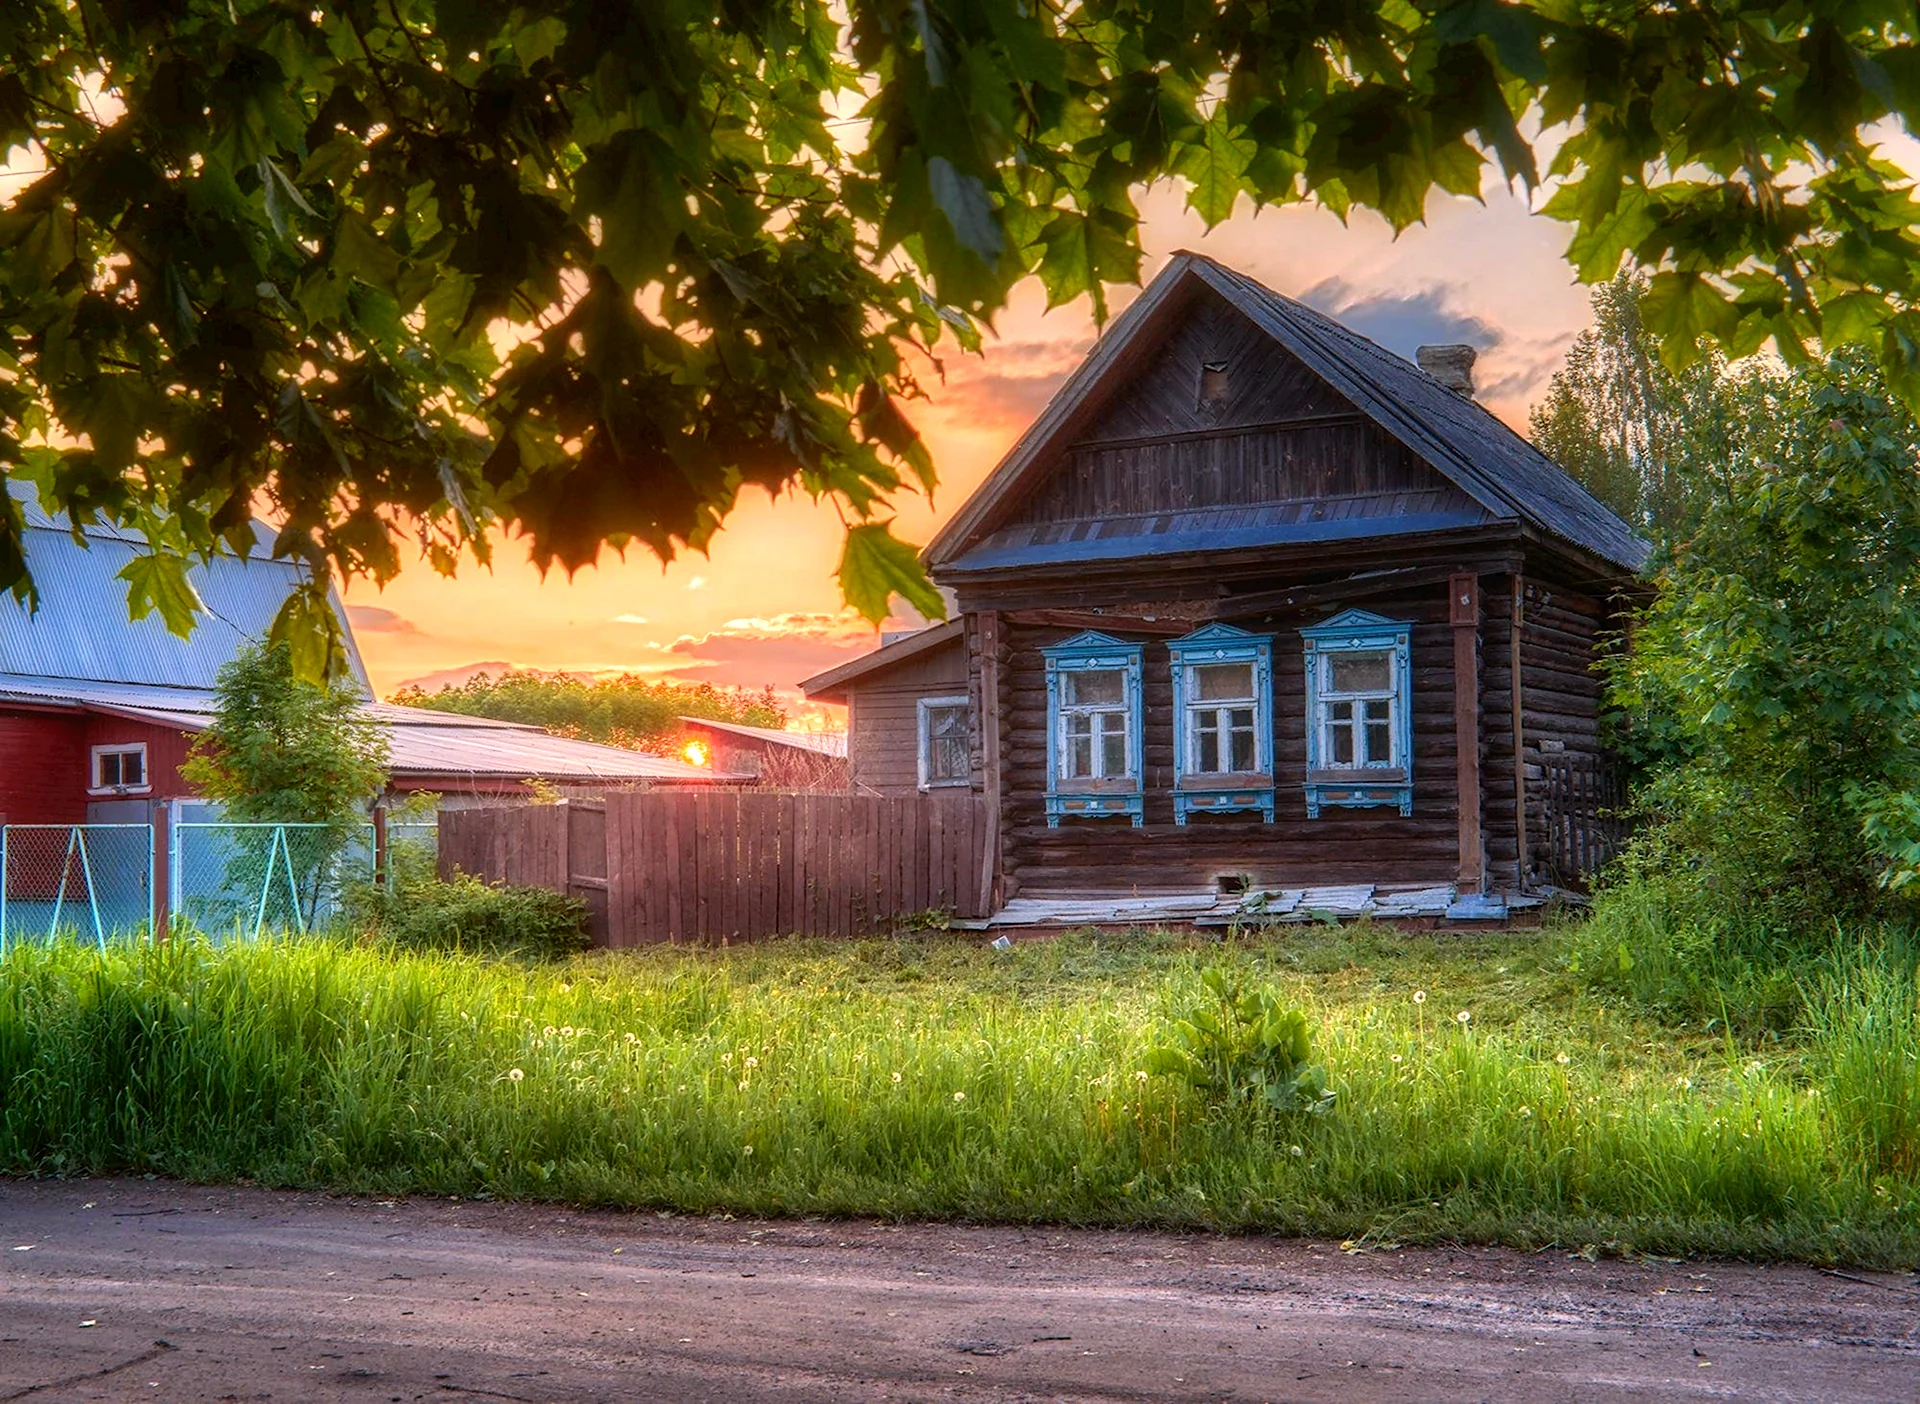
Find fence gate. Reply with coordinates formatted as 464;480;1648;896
0;824;155;949
1540;754;1627;890
169;822;375;940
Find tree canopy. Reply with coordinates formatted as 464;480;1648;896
8;0;1920;674
390;670;785;752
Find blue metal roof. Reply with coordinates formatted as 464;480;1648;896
939;507;1493;576
2;480;369;693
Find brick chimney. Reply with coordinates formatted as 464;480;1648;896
1416;344;1477;397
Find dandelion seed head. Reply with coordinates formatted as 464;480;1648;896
953;1090;966;1102
1288;1144;1304;1157
1134;1070;1148;1082
1555;1052;1570;1065
1455;1009;1471;1024
744;1056;759;1069
742;1144;753;1157
543;1026;557;1037
891;1071;902;1084
1412;990;1426;1004
1390;1054;1403;1064
738;1080;750;1092
1516;1106;1533;1118
507;1068;524;1083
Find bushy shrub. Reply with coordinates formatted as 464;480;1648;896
1148;969;1331;1116
347;875;590;961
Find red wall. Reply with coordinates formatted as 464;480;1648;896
0;709;203;826
84;716;198;799
0;709;89;825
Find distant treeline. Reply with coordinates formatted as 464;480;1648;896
391;672;786;753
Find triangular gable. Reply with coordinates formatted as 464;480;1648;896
1168;621;1266;649
924;254;1647;575
1301;608;1405;639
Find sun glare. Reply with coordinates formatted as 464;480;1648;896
682;739;710;767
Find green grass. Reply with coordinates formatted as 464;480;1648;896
2;918;1917;1268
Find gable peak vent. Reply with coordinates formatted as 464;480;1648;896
1416;343;1477;397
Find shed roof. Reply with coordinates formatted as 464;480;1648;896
677;716;849;758
798;619;965;703
925;254;1649;577
2;481;370;693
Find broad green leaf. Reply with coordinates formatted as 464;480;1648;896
837;521;944;624
118;552;205;639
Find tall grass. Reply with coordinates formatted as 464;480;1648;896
2;926;1916;1267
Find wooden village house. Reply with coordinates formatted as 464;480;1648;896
803;254;1647;925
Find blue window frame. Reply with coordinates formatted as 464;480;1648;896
1300;609;1413;818
1168;623;1275;824
1042;631;1145;827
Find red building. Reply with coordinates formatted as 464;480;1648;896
0;487;732;831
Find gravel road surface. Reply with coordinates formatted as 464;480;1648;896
3;1178;1917;1401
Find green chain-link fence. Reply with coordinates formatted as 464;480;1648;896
0;824;155;950
168;822;375;941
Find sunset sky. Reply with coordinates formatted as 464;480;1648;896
343;178;1601;723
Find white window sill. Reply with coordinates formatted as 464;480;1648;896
87;787;153;798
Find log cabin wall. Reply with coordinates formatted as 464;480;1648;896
1517;574;1614;887
985;573;1512;898
841;636;969;797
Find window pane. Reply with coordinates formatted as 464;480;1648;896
1229;725;1257;772
1365;719;1392;764
932;737;968;781
929;704;967;739
1193;663;1255;701
1329;700;1353;722
1067;733;1093;778
1331;722;1354;765
122;751;144;785
98;754;120;786
1101;729;1128;778
1328;652;1391;693
1065;669;1124;706
1197;718;1220;773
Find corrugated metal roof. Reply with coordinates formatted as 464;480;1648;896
2;479;370;692
677;716;849;758
0;673;739;784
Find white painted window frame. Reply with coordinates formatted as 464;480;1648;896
89;741;152;796
916;695;972;790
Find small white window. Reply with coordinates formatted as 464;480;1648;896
90;743;150;794
917;697;971;789
1185;661;1262;775
1318;650;1400;769
1058;668;1133;781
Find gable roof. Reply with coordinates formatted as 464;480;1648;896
925;253;1648;577
3;480;371;695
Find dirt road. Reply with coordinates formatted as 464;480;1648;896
2;1178;1916;1402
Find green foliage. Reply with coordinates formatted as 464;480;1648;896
1610;350;1920;917
3;926;1917;1267
347;874;590;962
1147;969;1331;1117
182;640;388;826
1528;273;1738;544
389;671;783;753
10;3;1920;670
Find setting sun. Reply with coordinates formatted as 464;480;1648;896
681;739;710;767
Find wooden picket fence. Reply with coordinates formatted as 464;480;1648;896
1540;753;1627;890
439;791;988;945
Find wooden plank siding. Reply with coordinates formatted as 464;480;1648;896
843;633;969;797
